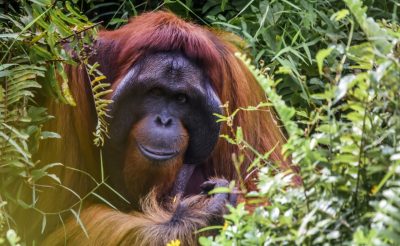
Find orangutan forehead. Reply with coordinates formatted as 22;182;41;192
135;52;206;89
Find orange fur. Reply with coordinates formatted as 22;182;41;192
97;11;290;182
16;11;294;245
43;191;219;246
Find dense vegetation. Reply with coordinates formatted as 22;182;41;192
1;0;399;245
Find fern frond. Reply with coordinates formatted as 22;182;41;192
85;62;112;147
370;157;400;244
0;60;44;168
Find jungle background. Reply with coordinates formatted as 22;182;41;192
0;0;399;245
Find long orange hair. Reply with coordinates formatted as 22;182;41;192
98;11;290;182
18;11;292;245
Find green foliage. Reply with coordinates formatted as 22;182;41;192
0;0;110;242
199;0;400;245
1;0;399;244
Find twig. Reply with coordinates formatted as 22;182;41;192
354;99;368;209
56;22;103;45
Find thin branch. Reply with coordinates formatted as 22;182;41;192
56;22;103;45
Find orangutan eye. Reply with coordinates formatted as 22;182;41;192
176;94;187;103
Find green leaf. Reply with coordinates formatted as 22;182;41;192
334;74;356;104
32;45;53;60
30;0;52;7
344;0;392;54
236;127;243;144
331;9;349;21
316;47;334;76
208;186;231;195
40;131;61;139
57;62;76;106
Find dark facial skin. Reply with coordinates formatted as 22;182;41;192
103;52;221;206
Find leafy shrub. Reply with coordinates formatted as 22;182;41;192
0;0;102;243
1;0;399;245
199;0;400;245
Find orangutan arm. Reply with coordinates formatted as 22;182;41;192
43;179;232;246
